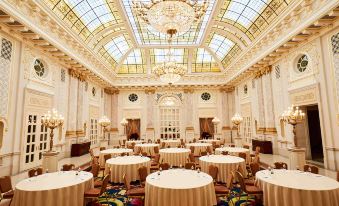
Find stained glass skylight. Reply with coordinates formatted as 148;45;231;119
44;0;123;40
150;49;188;67
192;48;221;73
119;49;146;74
208;34;235;60
122;0;216;45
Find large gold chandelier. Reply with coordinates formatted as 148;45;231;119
132;0;209;35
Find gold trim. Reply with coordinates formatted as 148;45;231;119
65;130;77;138
264;127;277;135
146;128;154;131
186;127;194;131
76;130;85;137
110;128;118;132
325;147;339;151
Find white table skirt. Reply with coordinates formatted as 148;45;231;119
199;155;246;182
145;169;217;206
199;139;221;145
99;148;133;166
105;156;151;183
215;147;250;163
159;148;190;166
255;170;339;206
126;140;144;147
13;171;93;206
134;144;159;156
161;140;181;148
186;143;212;156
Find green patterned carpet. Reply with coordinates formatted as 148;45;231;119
86;185;262;206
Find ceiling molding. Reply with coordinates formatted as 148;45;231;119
213;21;252;45
211;27;246;50
116;47;134;72
93;30;127;52
203;45;225;71
87;23;125;47
201;0;224;45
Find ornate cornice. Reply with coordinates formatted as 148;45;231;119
104;88;119;95
254;66;272;79
69;69;87;82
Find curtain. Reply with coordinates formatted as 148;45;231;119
127;119;140;140
199;118;214;139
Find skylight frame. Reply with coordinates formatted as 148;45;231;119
119;49;146;74
191;48;221;73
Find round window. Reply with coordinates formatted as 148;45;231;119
297;55;309;72
92;87;96;97
201;92;211;101
128;93;138;102
34;59;46;77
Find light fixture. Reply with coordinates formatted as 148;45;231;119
212;117;220;138
120;118;128;137
99;116;111;140
231;113;243;138
281;105;305;148
132;0;209;35
41;108;64;152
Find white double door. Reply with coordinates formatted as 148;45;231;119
22;113;49;170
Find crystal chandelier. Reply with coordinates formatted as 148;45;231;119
132;0;209;35
152;42;187;84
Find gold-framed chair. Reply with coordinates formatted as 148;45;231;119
138;166;148;186
84;174;110;205
123;174;145;205
303;164;319;174
0;176;14;206
159;163;170;170
274;162;288;169
184;162;196;170
235;171;263;204
62;164;75;171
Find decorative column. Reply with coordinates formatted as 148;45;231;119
220;87;233;143
255;74;265;136
104;88;119;145
262;67;277;136
65;69;78;139
76;75;86;139
145;89;155;141
184;88;194;141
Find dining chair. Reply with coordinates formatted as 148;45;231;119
337;171;339;182
208;165;219;182
200;151;208;156
100;154;112;172
274;162;288;169
0;176;14;206
238;152;247;161
243;145;250;149
84;174;110;205
151;154;160;171
215;173;233;198
303;164;319;174
161;142;166;149
123;174;145;204
221;151;229;155
250;146;261;160
36;167;43;175
235;171;263;204
189;146;195;154
28;169;37;178
249;162;260;176
148;139;152;143
138;166;148;186
188;153;195;163
91;163;104;188
159;163;170;170
141;152;148;157
206;146;213;154
229;144;235;147
208;165;230;197
193;138;197;143
134;147;141;155
62;164;75;171
120;152;127;157
184;162;196;170
100;147;106;151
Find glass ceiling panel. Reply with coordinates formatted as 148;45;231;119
192;48;220;73
208;34;235;60
119;49;146;74
122;0;216;45
150;49;188;67
44;0;123;40
215;0;289;40
100;34;130;64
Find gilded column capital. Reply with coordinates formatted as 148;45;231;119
145;89;155;94
254;66;272;79
68;68;87;82
183;87;194;93
104;88;119;95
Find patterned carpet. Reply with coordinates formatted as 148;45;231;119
86;184;262;206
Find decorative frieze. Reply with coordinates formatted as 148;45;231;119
69;69;86;82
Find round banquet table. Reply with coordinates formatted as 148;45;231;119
105;156;151;183
126;140;144;147
13;171;93;206
199;155;246;182
134;143;159;156
161;139;181;148
256;169;339;206
159;148;190;166
215;147;250;163
199;139;221;145
145;169;217;206
99;148;133;165
186;143;212;156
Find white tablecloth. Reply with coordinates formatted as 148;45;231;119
99;148;133;165
215;147;250;163
126;140;144;147
134;143;159;156
199;139;221;145
199;155;246;182
186;143;212;156
159;148;191;166
13;171;93;206
145;169;217;206
105;156;151;183
256;170;339;206
161;139;181;148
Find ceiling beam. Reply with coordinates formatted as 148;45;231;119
203;45;225;72
93;30;126;52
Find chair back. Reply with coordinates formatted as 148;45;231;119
159;163;170;170
141;152;148;156
188;153;195;163
230;144;235;147
184;162;196;170
253;154;260;164
221;151;229;155
91;163;100;177
161;142;166;149
156;139;160;144
249;162;260;176
189;146;195;154
238;152;247;160
208;165;218;181
303;164;319;174
100;174;110;196
36;168;43;175
200;151;207;156
255;146;261;154
243;145;250;149
206;146;213;154
274;162;288;169
153;154;160;164
193;138;197;143
0;176;12;193
148;139;152;143
62;164;75;171
235;171;247;193
138;166;148;182
28;169;37;177
134;147;141;154
120;152;127;157
100;147;106;151
103;154;112;162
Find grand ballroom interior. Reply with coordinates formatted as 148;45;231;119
0;0;339;205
